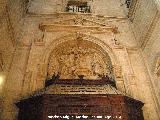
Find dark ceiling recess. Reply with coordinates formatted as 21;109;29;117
67;1;88;6
66;1;91;13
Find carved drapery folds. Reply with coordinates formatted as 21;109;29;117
47;37;113;79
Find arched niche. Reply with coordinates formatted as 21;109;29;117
41;33;120;81
48;38;113;79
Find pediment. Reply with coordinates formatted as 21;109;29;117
39;16;118;33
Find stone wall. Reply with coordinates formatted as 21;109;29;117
130;0;160;118
130;0;159;47
0;0;15;119
0;0;160;120
0;0;27;119
142;11;160;117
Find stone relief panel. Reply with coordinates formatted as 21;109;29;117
47;38;113;79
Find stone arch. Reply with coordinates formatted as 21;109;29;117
40;33;120;81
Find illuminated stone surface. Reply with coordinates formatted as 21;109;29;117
0;0;160;120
